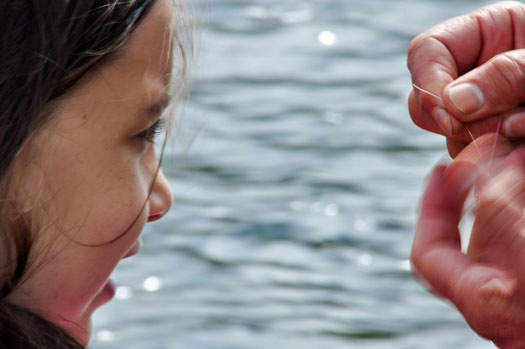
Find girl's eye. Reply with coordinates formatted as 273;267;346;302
138;118;166;143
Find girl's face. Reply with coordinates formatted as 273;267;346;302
7;0;174;344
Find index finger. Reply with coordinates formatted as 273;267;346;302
412;134;512;298
411;166;473;299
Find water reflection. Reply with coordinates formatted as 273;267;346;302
95;330;116;343
318;31;337;46
323;111;344;125
115;286;133;300
143;276;162;292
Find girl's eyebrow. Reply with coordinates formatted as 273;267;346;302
143;94;171;119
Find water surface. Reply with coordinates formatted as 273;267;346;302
93;1;497;348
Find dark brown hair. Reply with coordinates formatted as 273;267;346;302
0;1;160;347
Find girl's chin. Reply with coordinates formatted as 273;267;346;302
96;278;116;305
70;279;116;345
84;278;116;321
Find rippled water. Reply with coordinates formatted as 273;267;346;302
92;1;498;348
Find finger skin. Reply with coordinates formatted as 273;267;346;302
412;157;524;347
470;165;525;267
413;141;525;347
465;148;525;347
447;107;525;149
412;166;471;299
410;102;525;158
408;92;445;135
444;134;512;196
411;163;507;309
446;139;467;158
409;3;525;343
443;49;525;123
408;2;525;134
470;148;525;270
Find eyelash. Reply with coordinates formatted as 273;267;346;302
138;118;166;143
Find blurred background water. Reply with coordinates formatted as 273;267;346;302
92;0;499;348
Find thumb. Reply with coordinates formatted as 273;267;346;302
443;49;525;124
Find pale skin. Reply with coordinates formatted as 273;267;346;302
6;0;175;345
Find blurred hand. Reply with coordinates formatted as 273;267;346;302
411;133;525;348
407;1;525;157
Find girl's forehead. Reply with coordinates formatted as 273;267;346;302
79;0;175;114
118;0;174;79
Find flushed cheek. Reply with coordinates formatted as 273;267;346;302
8;244;117;331
28;187;150;302
81;166;154;245
37;147;153;243
35;221;145;321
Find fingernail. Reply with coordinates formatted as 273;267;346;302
448;83;485;114
504;112;525;138
433;107;460;136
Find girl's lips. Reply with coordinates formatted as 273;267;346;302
123;239;142;259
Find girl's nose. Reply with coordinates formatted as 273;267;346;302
148;169;172;222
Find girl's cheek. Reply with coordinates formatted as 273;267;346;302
89;202;148;245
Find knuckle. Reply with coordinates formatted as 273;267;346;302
407;35;424;68
487;52;525;100
407;34;441;67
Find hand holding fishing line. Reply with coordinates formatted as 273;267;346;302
412;133;525;348
407;1;525;157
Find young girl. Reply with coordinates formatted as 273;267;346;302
0;0;188;347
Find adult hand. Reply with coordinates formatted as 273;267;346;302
407;1;525;157
411;133;525;348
